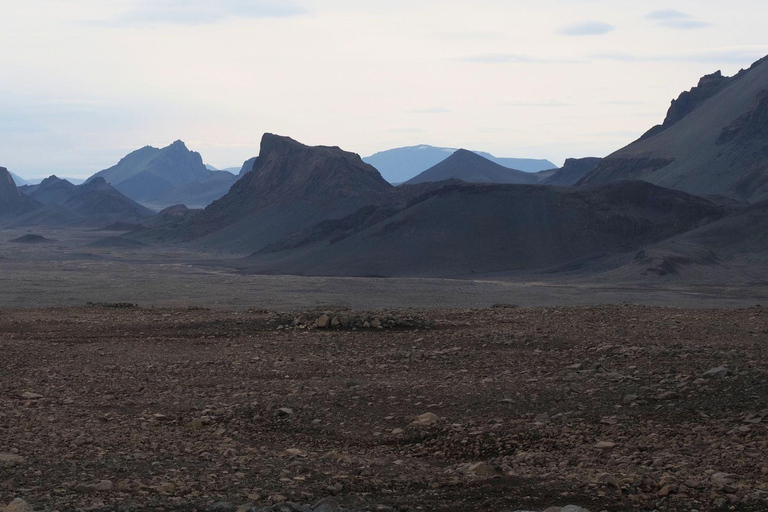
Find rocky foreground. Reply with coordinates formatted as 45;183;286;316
1;305;767;511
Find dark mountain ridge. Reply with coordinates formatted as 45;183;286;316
241;180;730;277
578;55;768;203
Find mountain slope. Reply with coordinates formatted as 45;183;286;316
25;176;77;205
405;149;539;185
137;134;393;252
90;141;238;208
543;158;602;186
61;177;154;223
0;167;41;218
363;145;555;183
579;55;768;202
243;181;729;277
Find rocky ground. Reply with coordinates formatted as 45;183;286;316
1;305;768;512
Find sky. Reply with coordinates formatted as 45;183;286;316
1;0;767;179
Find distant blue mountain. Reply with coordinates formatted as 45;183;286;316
9;172;30;186
10;173;85;186
363;145;555;184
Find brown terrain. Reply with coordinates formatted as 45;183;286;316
2;304;768;512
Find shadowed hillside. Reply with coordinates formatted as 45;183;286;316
243;181;729;277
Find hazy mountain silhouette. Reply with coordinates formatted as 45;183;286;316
89;140;240;208
25;176;78;205
364;145;555;183
8;175;154;227
579;55;768;202
405;149;539;185
9;172;31;187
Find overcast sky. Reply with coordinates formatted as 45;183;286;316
2;0;767;179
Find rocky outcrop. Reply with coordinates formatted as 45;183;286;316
640;71;731;140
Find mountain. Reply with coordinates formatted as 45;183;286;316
543;158;602;187
578;55;768;203
11;175;154;227
473;152;556;174
90;141;239;208
143;170;241;209
363;145;555;184
242;181;729;277
405;149;539;185
9;172;30;187
135;134;393;252
0;167;40;217
206;165;240;174
25;176;77;205
60;177;154;224
238;157;258;176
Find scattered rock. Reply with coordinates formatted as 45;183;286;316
0;453;26;466
411;412;438;427
711;472;735;488
703;366;732;379
19;392;43;400
312;498;340;512
561;507;592;512
316;315;330;328
466;462;499;478
76;480;113;492
207;502;236;512
2;499;35;512
594;441;616;450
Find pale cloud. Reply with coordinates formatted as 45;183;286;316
646;9;692;21
558;21;615;37
106;0;307;26
645;9;711;30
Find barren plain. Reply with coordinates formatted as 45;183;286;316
2;228;768;512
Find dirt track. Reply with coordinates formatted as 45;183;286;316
2;305;768;511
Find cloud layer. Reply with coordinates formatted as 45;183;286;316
558;21;615;36
646;9;711;30
111;0;306;25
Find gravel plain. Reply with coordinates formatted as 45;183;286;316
2;304;768;511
